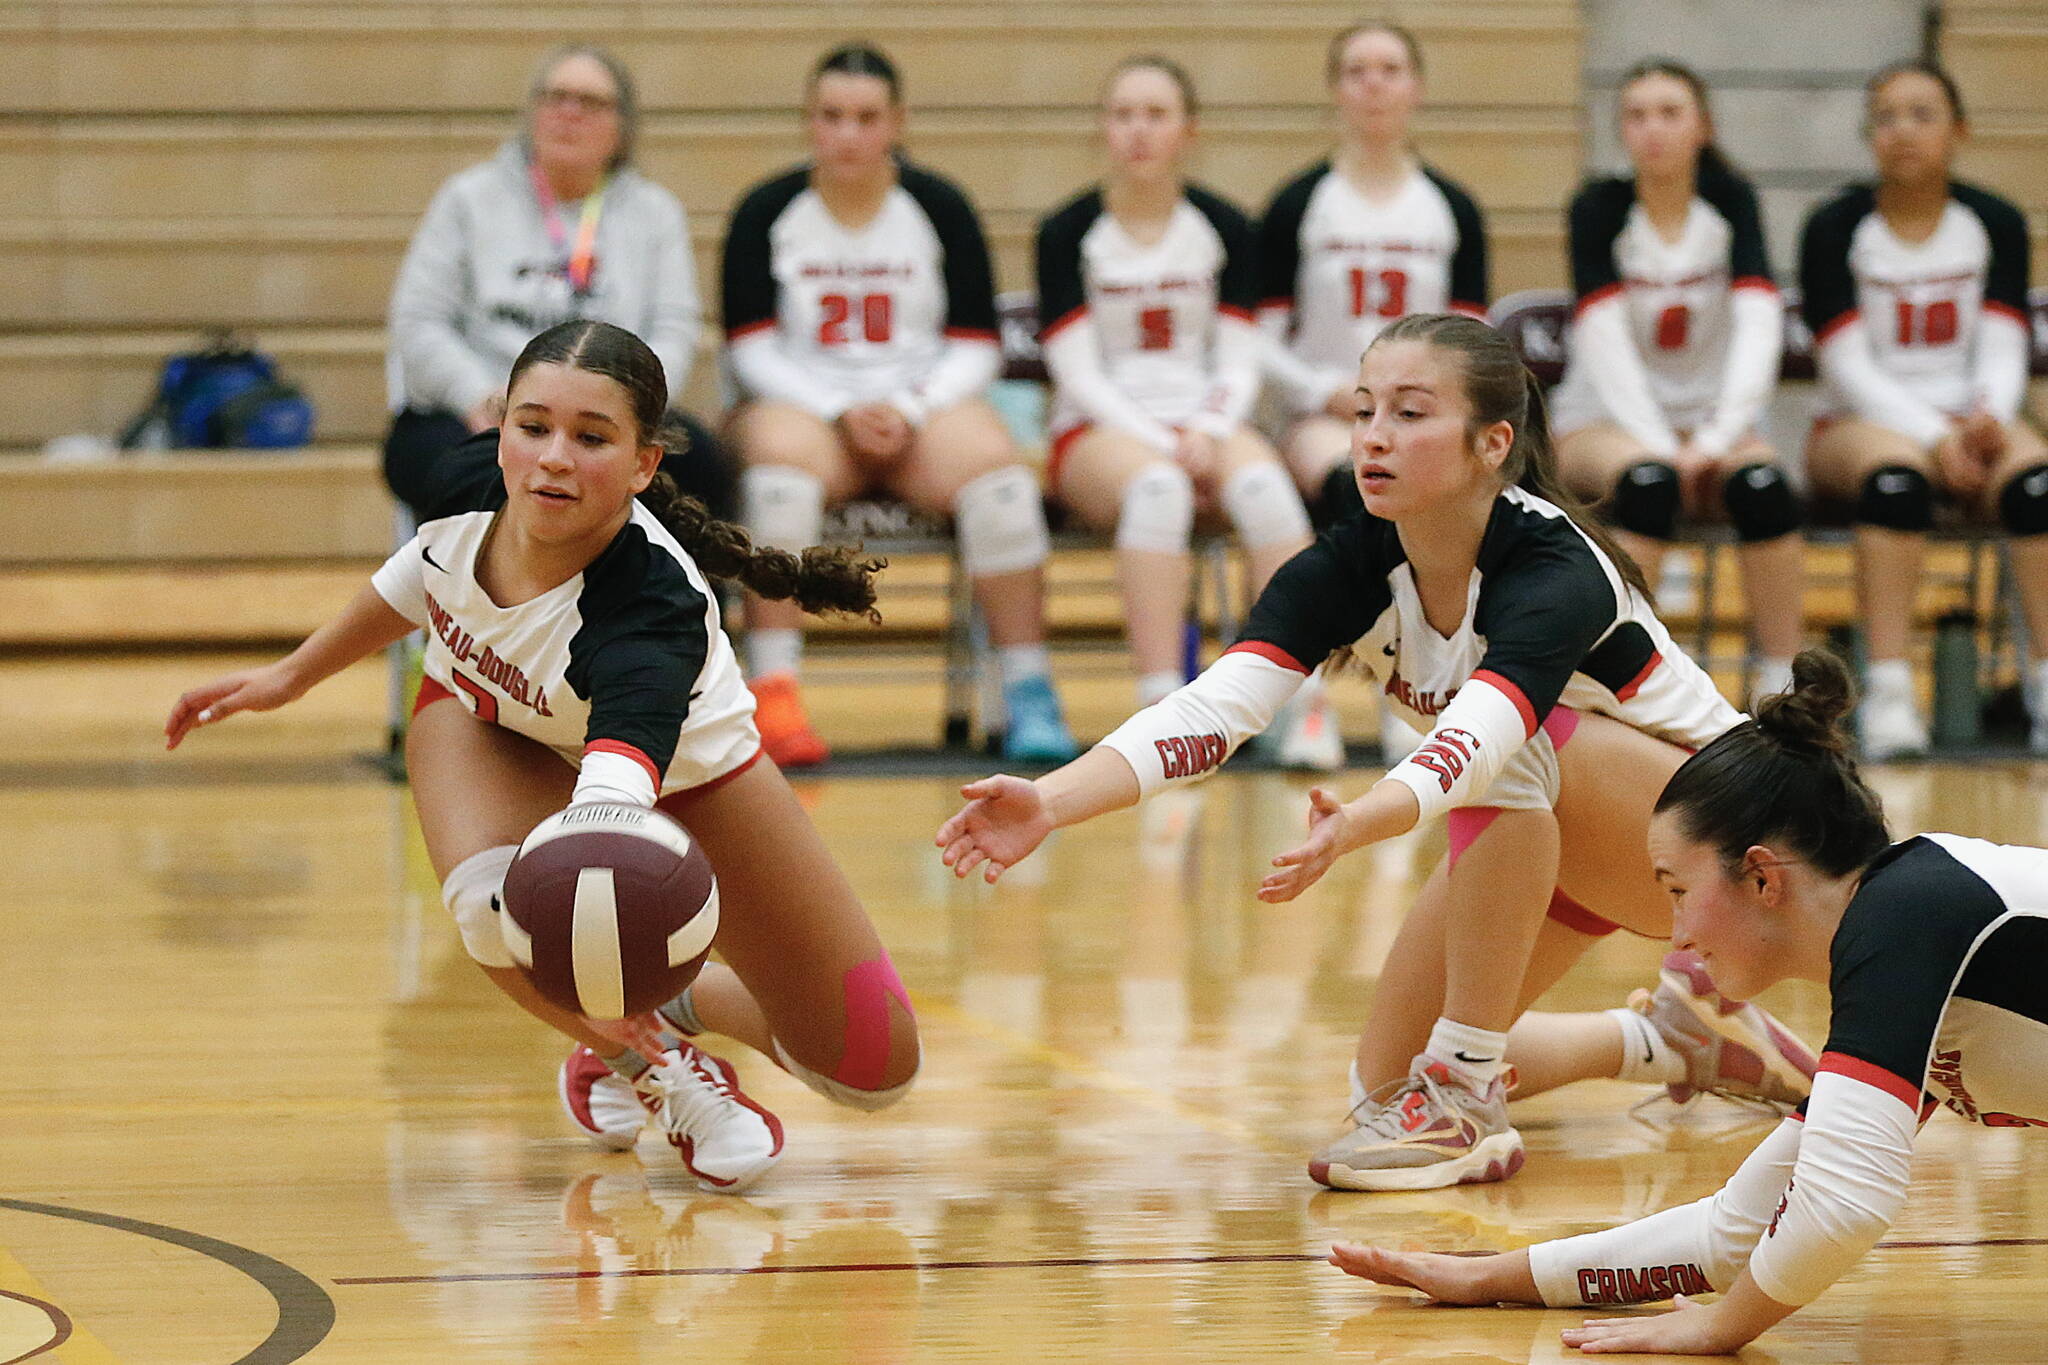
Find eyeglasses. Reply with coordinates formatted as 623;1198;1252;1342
538;87;619;115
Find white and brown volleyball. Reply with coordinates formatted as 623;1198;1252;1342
500;803;718;1020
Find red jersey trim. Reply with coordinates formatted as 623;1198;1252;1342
1731;275;1779;296
1258;295;1295;313
1574;282;1625;318
584;739;661;789
1470;669;1538;738
1983;300;2029;328
1613;651;1663;702
945;326;1000;342
1218;304;1256;323
1818;1050;1923;1112
1040;305;1089;341
1450;299;1489;320
1814;309;1860;346
1223;640;1310;675
726;318;776;341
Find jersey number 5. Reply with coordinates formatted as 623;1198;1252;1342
819;293;894;346
1348;267;1409;319
1895;298;1959;348
449;669;500;723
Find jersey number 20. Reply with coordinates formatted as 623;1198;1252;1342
1895;298;1959;348
819;293;894;346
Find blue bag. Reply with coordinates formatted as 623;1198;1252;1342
122;334;316;450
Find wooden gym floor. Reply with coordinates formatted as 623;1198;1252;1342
3;652;2046;1363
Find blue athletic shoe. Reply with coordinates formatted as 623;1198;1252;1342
1000;675;1079;764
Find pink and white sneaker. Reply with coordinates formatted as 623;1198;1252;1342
559;1045;647;1152
1632;950;1819;1109
634;1044;784;1194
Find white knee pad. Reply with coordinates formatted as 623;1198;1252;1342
1114;461;1195;554
442;845;519;969
954;465;1050;576
740;465;825;552
1221;461;1312;550
772;1038;916;1112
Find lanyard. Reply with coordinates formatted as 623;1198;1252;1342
530;161;607;297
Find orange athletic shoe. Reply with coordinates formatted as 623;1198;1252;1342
749;673;829;768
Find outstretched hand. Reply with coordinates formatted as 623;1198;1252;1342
164;664;301;750
1259;786;1352;902
936;775;1054;884
1559;1295;1747;1355
1328;1243;1508;1305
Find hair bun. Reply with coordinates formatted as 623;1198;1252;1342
1753;648;1856;757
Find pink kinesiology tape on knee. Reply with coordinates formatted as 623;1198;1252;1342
833;954;913;1090
1541;705;1580;749
1446;806;1503;871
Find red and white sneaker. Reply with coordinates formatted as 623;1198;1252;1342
1631;950;1819;1109
635;1044;784;1193
559;1045;647;1152
1308;1055;1524;1192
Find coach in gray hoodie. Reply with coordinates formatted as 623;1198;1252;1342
383;43;732;517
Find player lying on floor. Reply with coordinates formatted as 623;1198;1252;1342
1330;647;2048;1355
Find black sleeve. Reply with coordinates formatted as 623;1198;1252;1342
1234;515;1398;671
564;524;711;775
1698;165;1774;284
1567;178;1635;304
1799;185;1874;339
901;164;1000;338
1185;183;1260;317
389;427;508;523
1256;162;1325;310
1952;181;2032;318
1822;839;2008;1104
1035;190;1101;339
1470;509;1622;723
1422;165;1491;311
719;167;807;337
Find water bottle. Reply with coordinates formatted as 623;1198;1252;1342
1931;611;1981;748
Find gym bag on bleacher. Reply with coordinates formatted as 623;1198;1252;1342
120;333;316;450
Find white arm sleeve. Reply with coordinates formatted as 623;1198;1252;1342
370;538;429;625
728;330;855;422
1573;295;1680;457
1530;1116;1803;1306
1693;286;1784;456
571;749;660;808
1746;1070;1918;1307
888;336;1001;427
1971;310;2030;424
1189;313;1265;438
1043;317;1180;454
1098;652;1305;795
1257;305;1340;414
1382;676;1534;825
1817;321;1952;448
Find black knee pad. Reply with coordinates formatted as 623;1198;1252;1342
1316;461;1365;528
1611;460;1683;539
1721;462;1803;542
1857;464;1935;532
1999;464;2048;536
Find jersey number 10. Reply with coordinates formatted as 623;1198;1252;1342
1895;298;1960;348
819;292;894;346
1349;267;1409;319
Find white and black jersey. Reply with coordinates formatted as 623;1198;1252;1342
1036;185;1263;455
1256;161;1488;415
1800;181;2031;446
1530;833;2048;1311
1099;488;1738;821
372;432;757;807
1551;167;1782;456
721;161;1001;424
